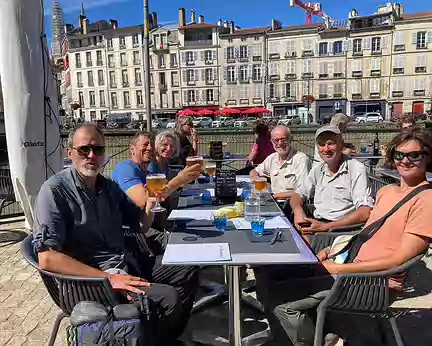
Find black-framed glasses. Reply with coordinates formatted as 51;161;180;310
73;145;105;157
393;150;425;162
271;138;288;144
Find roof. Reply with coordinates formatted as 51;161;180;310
229;26;271;36
401;10;432;20
151;23;179;34
321;27;347;33
179;23;217;30
281;23;322;31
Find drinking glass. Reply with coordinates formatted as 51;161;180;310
186;156;204;188
250;216;265;237
146;173;167;212
205;162;217;184
214;213;228;232
252;177;267;217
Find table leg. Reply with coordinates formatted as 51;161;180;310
228;265;242;346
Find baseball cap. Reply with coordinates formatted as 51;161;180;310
315;125;341;140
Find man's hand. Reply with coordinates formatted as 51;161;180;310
108;273;151;295
317;247;331;262
177;163;201;185
299;217;331;234
191;128;198;141
293;211;308;230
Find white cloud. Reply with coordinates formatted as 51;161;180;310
45;0;131;16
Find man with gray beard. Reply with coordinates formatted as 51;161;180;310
32;123;198;345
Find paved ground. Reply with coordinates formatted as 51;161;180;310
1;218;432;345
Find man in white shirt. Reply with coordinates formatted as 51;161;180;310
250;125;310;200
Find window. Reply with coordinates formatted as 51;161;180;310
119;37;126;48
416;32;427;49
227;66;236;82
133;34;140;46
392;79;403;92
96;51;103;65
254;36;260;41
372;37;381;53
319;84;328;97
107;39;113;49
394;56;404;68
252;64;262;81
77;72;83;86
78;92;84;107
252;44;262;57
352;59;362;71
135;68;142;85
171;71;179;86
351;80;361;94
99;90;106;107
319;42;328;56
205;68;213;82
286;60;295;74
240;65;248;82
108;54;115;68
334;83;343;96
75;53;81;67
394;32;404;46
284;83;292;97
239;86;249;99
303;60;312;73
371;58;381;71
133;51;140;65
86;52;92;66
89;91;95;106
97;70;104;86
87;71;94;86
158;54;165;68
239;46;248;59
170;53;178;67
416;55;427;67
227;87;235;99
333;41;343;55
187;69;195;82
206;89;214;102
109;71;116;87
370;79;380;93
227;47;235;60
269;42;279;54
205;50;213;61
90;111;96;121
414;79;426;91
123;91;130;107
319;62;328;76
268;84;276;98
120;53;127;66
187;90;196;102
286;40;295;54
122;70;129;86
353;39;362;53
333;61;344;75
159;72;166;87
186;51;194;64
136;90;143;105
303;39;313;51
111;92;118;107
254;84;262;98
269;62;279;76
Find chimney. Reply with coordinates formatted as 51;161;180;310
109;19;118;30
198;15;204;24
151;12;158;27
191;9;196;24
178;8;186;27
229;21;235;34
64;24;74;34
235;26;241;31
272;19;282;30
217;19;222;27
223;21;229;28
81;18;88;35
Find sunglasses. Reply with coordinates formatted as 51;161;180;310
393;150;425;162
73;145;105;157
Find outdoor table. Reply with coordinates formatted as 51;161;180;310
162;192;317;346
375;167;432;182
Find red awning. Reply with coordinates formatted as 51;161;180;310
177;109;198;117
242;107;271;114
196;108;214;116
217;108;242;115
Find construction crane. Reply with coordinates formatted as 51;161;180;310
290;0;332;26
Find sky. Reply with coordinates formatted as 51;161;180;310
45;0;431;43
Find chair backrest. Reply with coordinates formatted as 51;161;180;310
20;235;122;315
0;169;15;200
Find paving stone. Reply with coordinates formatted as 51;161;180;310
5;335;27;346
0;330;14;345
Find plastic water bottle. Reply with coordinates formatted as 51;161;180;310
244;194;260;221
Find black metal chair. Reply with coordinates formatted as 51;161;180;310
20;234;124;346
0;169;16;216
310;232;426;346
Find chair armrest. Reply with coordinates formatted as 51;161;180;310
310;231;358;253
319;252;426;313
329;223;364;233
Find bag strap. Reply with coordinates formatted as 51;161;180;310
360;183;432;239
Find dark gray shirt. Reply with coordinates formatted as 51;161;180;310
32;167;143;271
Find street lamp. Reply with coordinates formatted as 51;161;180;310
143;0;152;131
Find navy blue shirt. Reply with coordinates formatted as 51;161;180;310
33;167;143;271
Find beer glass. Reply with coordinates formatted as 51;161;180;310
186;155;204;187
252;177;267;217
147;174;167;212
205;162;217;184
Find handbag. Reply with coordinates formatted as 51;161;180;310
332;183;432;264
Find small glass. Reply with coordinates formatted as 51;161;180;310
251;217;265;237
146;173;168;213
214;213;228;232
186;155;204;188
205;162;217;184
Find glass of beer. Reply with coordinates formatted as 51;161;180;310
146;174;167;212
205;162;217;184
186;156;204;187
253;177;267;192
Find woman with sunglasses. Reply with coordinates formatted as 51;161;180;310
171;116;198;166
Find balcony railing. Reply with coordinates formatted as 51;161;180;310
333;93;343;98
96;60;103;66
269;74;280;81
318;73;328;79
268;97;280;103
252;56;262;61
239;78;250;84
352;93;362;99
392;91;403;97
268;53;280;60
393;68;404;75
302;50;314;57
159;83;167;91
135;80;142;86
333;73;344;78
370;92;381;98
394;44;405;52
88;81;94;87
318;94;328;99
415;66;427;73
414;90;425;96
77;83;83;88
134;60;141;65
285;52;297;58
76;63;82;68
370;70;381;76
86;61;92;67
123;81;129;87
204;60;214;65
186;80;196;86
238;56;249;62
371;50;382;55
110;83;117;88
108;62;115;68
121;61;128;67
285;73;296;80
302;72;313;79
353;51;363;56
184;39;213;47
120;44;126;49
205;79;215;85
98;80;104;86
352;71;362;78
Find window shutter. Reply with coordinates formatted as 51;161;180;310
200;51;205;61
195;69;199;81
327;61;333;75
248;65;253;79
281;83;287;97
213;68;218;80
183;90;188;103
181;52;186;62
346;39;352;52
223;67;228;80
427;31;432;43
364;37;371;50
224;48;228;60
235;47;240;58
182;70;187;82
412;32;417;44
328;42;333;54
236;66;240;80
201;69;206;81
382;36;388;49
198;89;203;102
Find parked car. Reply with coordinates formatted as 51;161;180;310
126;120;145;130
166;120;176;129
414;113;427;121
192;117;212;127
234;120;247;128
152;118;171;129
277;115;301;126
355;112;384;124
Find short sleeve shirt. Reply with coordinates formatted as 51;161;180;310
297;156;374;221
355;184;432;262
112;160;147;192
254;149;311;194
32;167;143;271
